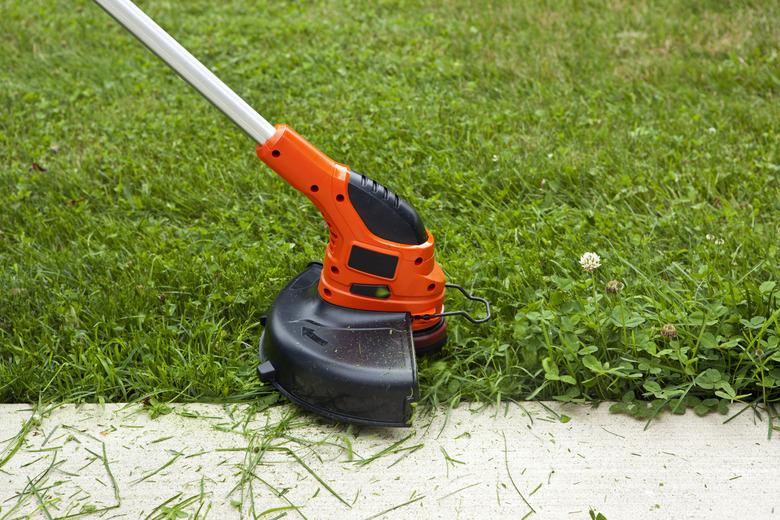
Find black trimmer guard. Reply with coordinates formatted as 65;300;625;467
258;263;419;427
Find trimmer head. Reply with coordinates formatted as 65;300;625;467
258;263;420;427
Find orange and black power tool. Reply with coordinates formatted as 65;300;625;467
94;0;490;426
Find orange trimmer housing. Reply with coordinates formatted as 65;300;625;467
257;125;445;331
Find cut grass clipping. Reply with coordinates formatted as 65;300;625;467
1;0;779;418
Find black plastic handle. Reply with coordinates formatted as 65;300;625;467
347;171;428;245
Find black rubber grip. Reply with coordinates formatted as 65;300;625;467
347;171;427;245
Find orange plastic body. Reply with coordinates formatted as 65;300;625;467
256;125;445;330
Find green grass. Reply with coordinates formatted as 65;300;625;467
1;0;779;417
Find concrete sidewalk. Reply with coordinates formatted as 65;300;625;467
0;402;776;519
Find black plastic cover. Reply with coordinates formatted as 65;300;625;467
347;171;427;245
258;263;419;427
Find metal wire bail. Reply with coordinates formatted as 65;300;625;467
412;283;491;324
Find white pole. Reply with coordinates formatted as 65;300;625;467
94;0;277;144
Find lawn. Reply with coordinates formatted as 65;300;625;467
2;0;779;418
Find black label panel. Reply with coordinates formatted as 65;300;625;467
348;246;398;279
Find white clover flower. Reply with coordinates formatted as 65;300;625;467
491;155;499;162
708;127;717;134
579;252;601;272
661;323;678;339
606;279;624;294
714;238;724;246
705;234;715;241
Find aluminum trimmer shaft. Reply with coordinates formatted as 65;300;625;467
94;0;276;144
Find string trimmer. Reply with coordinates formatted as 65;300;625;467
92;0;490;426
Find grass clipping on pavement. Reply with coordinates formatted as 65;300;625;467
1;0;779;418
